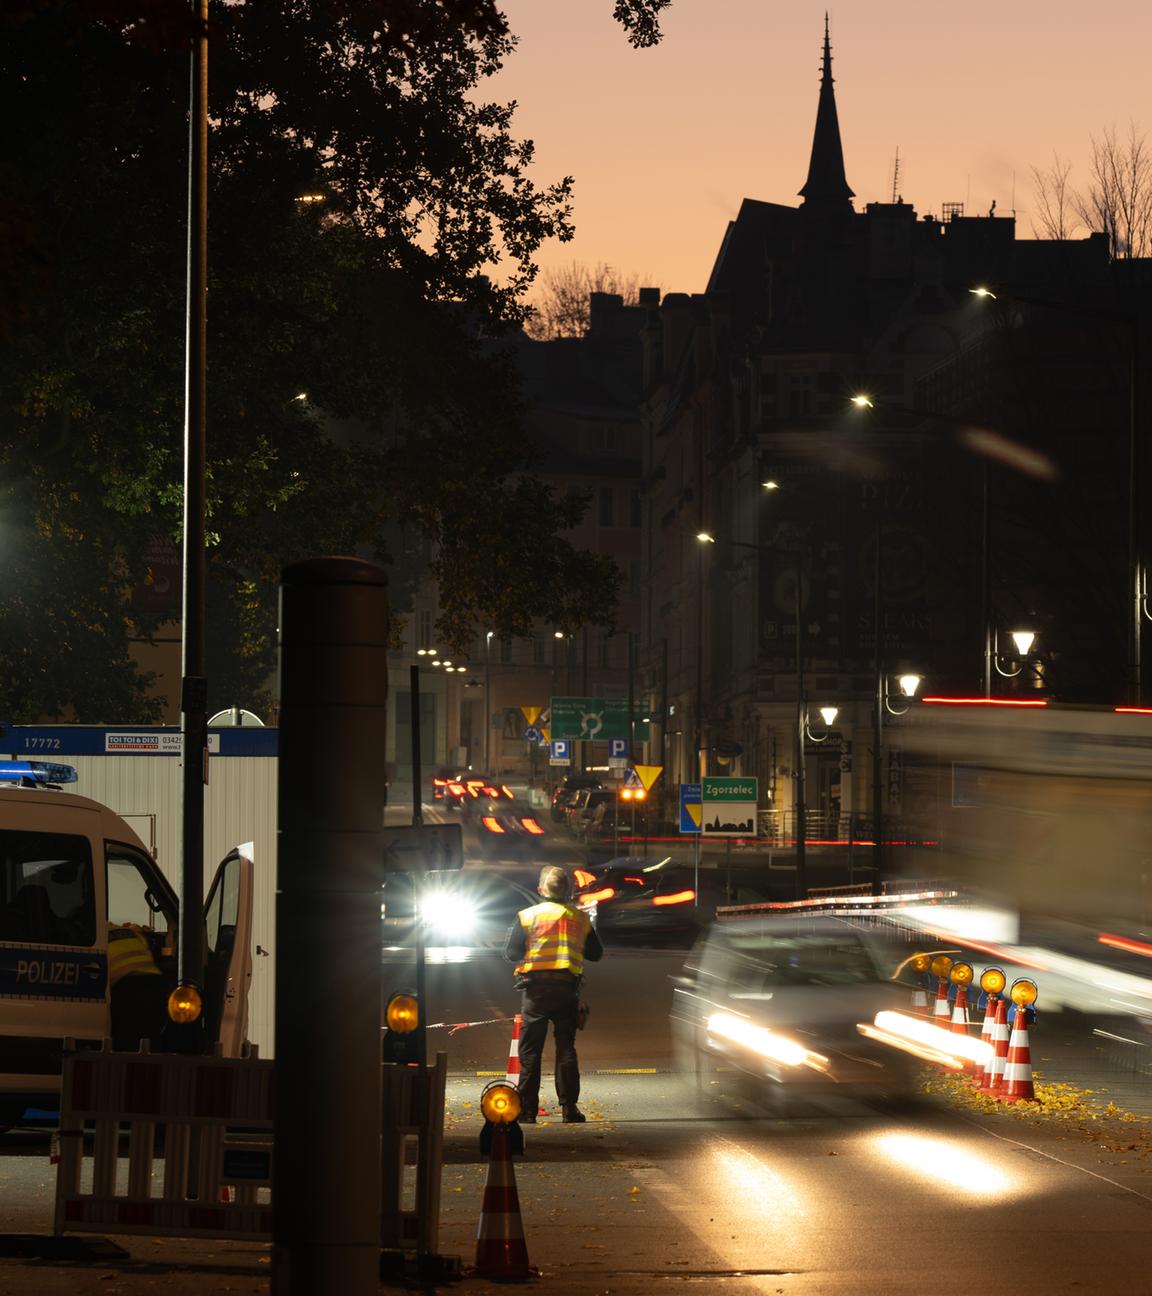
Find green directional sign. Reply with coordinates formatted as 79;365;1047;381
549;696;629;740
702;777;758;802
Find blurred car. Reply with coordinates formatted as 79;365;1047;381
576;863;703;947
669;916;917;1111
382;870;538;956
452;780;547;856
550;774;603;824
569;789;618;840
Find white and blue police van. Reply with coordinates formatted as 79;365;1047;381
0;760;253;1128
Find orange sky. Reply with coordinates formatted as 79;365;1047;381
491;1;1151;297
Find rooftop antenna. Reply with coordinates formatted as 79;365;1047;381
890;146;901;204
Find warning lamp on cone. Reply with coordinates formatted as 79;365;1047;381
480;1080;522;1126
929;954;953;981
980;967;1007;996
167;983;203;1025
910;953;933;975
1010;978;1038;1009
949;961;974;987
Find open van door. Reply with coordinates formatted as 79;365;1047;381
202;843;254;1057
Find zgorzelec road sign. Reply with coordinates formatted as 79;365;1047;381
679;783;702;835
549;697;630;741
700;777;759;838
549;739;571;766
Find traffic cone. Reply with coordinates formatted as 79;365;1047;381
1000;1005;1038;1103
911;978;930;1016
473;1124;532;1281
974;995;999;1088
986;997;1010;1095
931;979;951;1032
949;985;970;1035
505;1013;522;1088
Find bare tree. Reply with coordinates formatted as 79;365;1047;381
1075;122;1152;258
524;261;659;339
1030;152;1082;241
1031;122;1152;258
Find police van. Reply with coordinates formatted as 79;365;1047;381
0;760;253;1127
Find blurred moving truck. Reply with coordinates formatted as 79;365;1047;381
0;760;253;1127
898;702;1152;929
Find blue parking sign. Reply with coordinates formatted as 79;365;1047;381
550;739;570;765
609;738;629;760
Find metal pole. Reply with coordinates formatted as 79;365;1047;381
696;545;706;781
410;665;427;1069
981;460;992;697
793;554;806;900
178;0;209;1021
273;558;388;1295
1130;317;1142;706
484;633;492;771
871;512;884;895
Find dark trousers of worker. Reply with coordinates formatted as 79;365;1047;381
517;975;581;1116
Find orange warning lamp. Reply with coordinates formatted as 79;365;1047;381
386;991;419;1034
949;961;974;987
480;1080;522;1125
929;954;953;981
1010;978;1038;1009
980;966;1007;995
167;983;203;1025
910;952;932;974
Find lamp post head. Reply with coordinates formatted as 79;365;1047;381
553;630;565;639
696;531;716;544
1009;629;1036;657
850;394;874;409
969;286;997;300
761;479;780;491
897;673;923;699
818;706;839;728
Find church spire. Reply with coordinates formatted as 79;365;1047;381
798;14;855;209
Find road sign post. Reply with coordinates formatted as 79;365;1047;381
700;777;759;839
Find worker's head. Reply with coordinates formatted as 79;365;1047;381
538;865;574;902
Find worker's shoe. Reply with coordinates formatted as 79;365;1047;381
561;1105;587;1124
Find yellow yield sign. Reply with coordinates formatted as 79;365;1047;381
521;706;541;726
633;764;663;792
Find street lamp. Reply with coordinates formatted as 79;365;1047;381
970;283;1144;702
990;626;1039;684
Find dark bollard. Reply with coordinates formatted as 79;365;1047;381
272;558;388;1295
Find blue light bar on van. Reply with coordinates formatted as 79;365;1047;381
0;761;79;786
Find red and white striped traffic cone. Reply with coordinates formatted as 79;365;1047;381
974;995;999;1089
986;997;1010;1095
505;1014;522;1089
949;985;970;1035
1000;1005;1038;1103
932;979;952;1032
911;982;930;1016
473;1123;532;1281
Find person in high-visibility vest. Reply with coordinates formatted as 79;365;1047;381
108;924;170;1051
504;865;604;1124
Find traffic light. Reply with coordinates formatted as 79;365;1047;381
383;989;423;1065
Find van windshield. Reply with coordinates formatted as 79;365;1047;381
726;933;881;989
0;830;97;947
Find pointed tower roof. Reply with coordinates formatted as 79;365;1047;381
799;15;855;209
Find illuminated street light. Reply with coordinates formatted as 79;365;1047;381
761;479;780;491
969;285;997;300
850;393;874;409
1010;629;1036;657
696;530;716;543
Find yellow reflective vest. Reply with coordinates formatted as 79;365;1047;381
514;901;593;977
107;926;161;987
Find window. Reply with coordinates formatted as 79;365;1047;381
415;609;433;650
0;830;96;946
533;635;547;665
630;490;642;528
107;846;176;939
599;487;615;527
593;426;617;451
